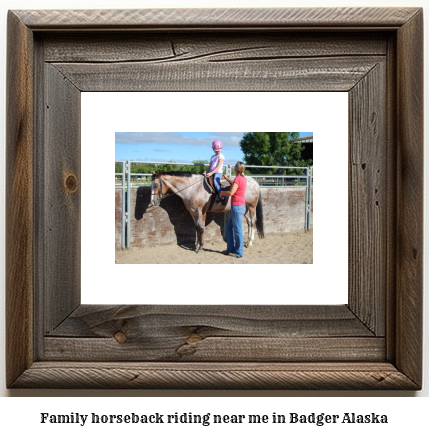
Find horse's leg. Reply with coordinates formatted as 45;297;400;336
246;206;256;247
194;209;206;253
195;227;201;253
244;209;251;248
190;212;200;253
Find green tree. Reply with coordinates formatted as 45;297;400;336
116;159;210;176
153;160;209;174
239;132;311;174
190;159;209;173
130;163;158;174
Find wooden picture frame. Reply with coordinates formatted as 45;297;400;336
6;8;423;389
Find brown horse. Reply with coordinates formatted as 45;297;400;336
148;171;264;253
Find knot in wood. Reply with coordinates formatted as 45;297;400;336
65;174;78;193
186;333;203;344
114;331;128;343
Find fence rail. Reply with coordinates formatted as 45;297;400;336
115;161;313;248
115;161;312;188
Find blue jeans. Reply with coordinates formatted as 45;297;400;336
213;173;222;194
226;205;246;257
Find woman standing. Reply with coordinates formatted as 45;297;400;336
219;162;247;258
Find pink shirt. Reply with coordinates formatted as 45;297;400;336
231;174;247;206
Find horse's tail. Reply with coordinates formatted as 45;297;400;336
256;191;264;239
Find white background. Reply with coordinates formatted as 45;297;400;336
81;92;348;305
0;0;428;419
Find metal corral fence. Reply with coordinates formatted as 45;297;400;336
116;161;313;248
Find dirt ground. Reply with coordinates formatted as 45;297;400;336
116;230;313;264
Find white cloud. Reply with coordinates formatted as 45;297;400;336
211;132;244;137
134;157;194;164
116;132;190;145
115;132;244;147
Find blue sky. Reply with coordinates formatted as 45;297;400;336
115;132;313;165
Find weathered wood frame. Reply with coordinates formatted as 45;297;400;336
6;8;423;389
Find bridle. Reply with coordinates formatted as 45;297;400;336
152;177;164;206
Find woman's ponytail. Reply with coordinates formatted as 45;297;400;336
235;161;246;176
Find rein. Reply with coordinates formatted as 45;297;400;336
147;174;207;210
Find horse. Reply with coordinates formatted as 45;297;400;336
148;170;264;253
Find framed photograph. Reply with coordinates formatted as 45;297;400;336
82;92;346;306
6;7;423;389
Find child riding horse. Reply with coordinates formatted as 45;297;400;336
149;170;264;253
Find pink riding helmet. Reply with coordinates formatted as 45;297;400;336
212;140;223;151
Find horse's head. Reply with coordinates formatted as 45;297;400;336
148;171;169;207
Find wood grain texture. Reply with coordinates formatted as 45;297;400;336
44;305;378;362
385;34;398;363
6;11;34;388
14;8;420;29
11;362;419;390
44;337;385;362
52;56;384;92
48;305;373;338
6;7;423;390
43;64;81;333
42;33;388;63
348;61;386;336
395;9;423;388
33;37;47;361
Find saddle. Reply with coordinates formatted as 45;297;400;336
204;174;230;210
204;174;215;194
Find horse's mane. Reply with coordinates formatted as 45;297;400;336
152;171;203;179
